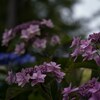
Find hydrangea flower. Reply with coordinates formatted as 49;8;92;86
30;71;46;86
15;42;25;55
71;47;81;61
6;61;65;87
78;78;100;98
70;32;100;66
20;29;30;40
6;71;16;84
27;25;40;34
40;19;54;28
33;38;47;49
62;78;100;100
43;62;65;83
88;78;100;100
89;90;100;100
21;25;40;40
2;19;61;56
70;37;80;48
50;35;60;46
82;45;97;61
2;29;13;46
2;19;53;46
88;32;100;43
16;71;30;87
43;61;61;72
80;39;91;49
94;55;100;66
62;84;78;100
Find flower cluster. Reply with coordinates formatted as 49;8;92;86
62;78;100;100
62;84;78;100
0;53;35;65
2;19;60;55
6;61;65;87
88;32;100;43
14;42;25;55
70;32;100;66
33;38;47;49
50;35;60;46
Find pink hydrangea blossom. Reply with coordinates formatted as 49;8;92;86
70;37;80;48
6;71;16;84
33;38;47;49
16;71;30;87
41;19;54;28
6;61;65;87
70;33;100;66
30;71;46;86
50;35;60;46
2;29;13;46
88;32;100;43
20;25;40;40
15;42;25;55
62;84;78;100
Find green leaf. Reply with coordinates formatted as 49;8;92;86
28;92;44;100
61;34;71;44
73;61;99;70
5;86;32;100
68;57;99;70
50;80;62;100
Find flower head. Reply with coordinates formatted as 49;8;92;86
21;25;40;40
6;61;65;87
62;84;78;100
6;71;16;84
33;38;47;49
70;37;80;48
30;71;46;86
89;90;100;100
79;78;99;97
41;19;54;28
2;29;13;46
88;32;100;43
50;35;60;46
15;69;30;87
43;62;65;83
15;42;25;55
80;39;91;49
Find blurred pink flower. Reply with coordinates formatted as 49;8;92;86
31;71;46;86
2;29;13;46
33;38;47;49
21;25;40;40
15;42;25;55
50;35;60;45
41;19;54;28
